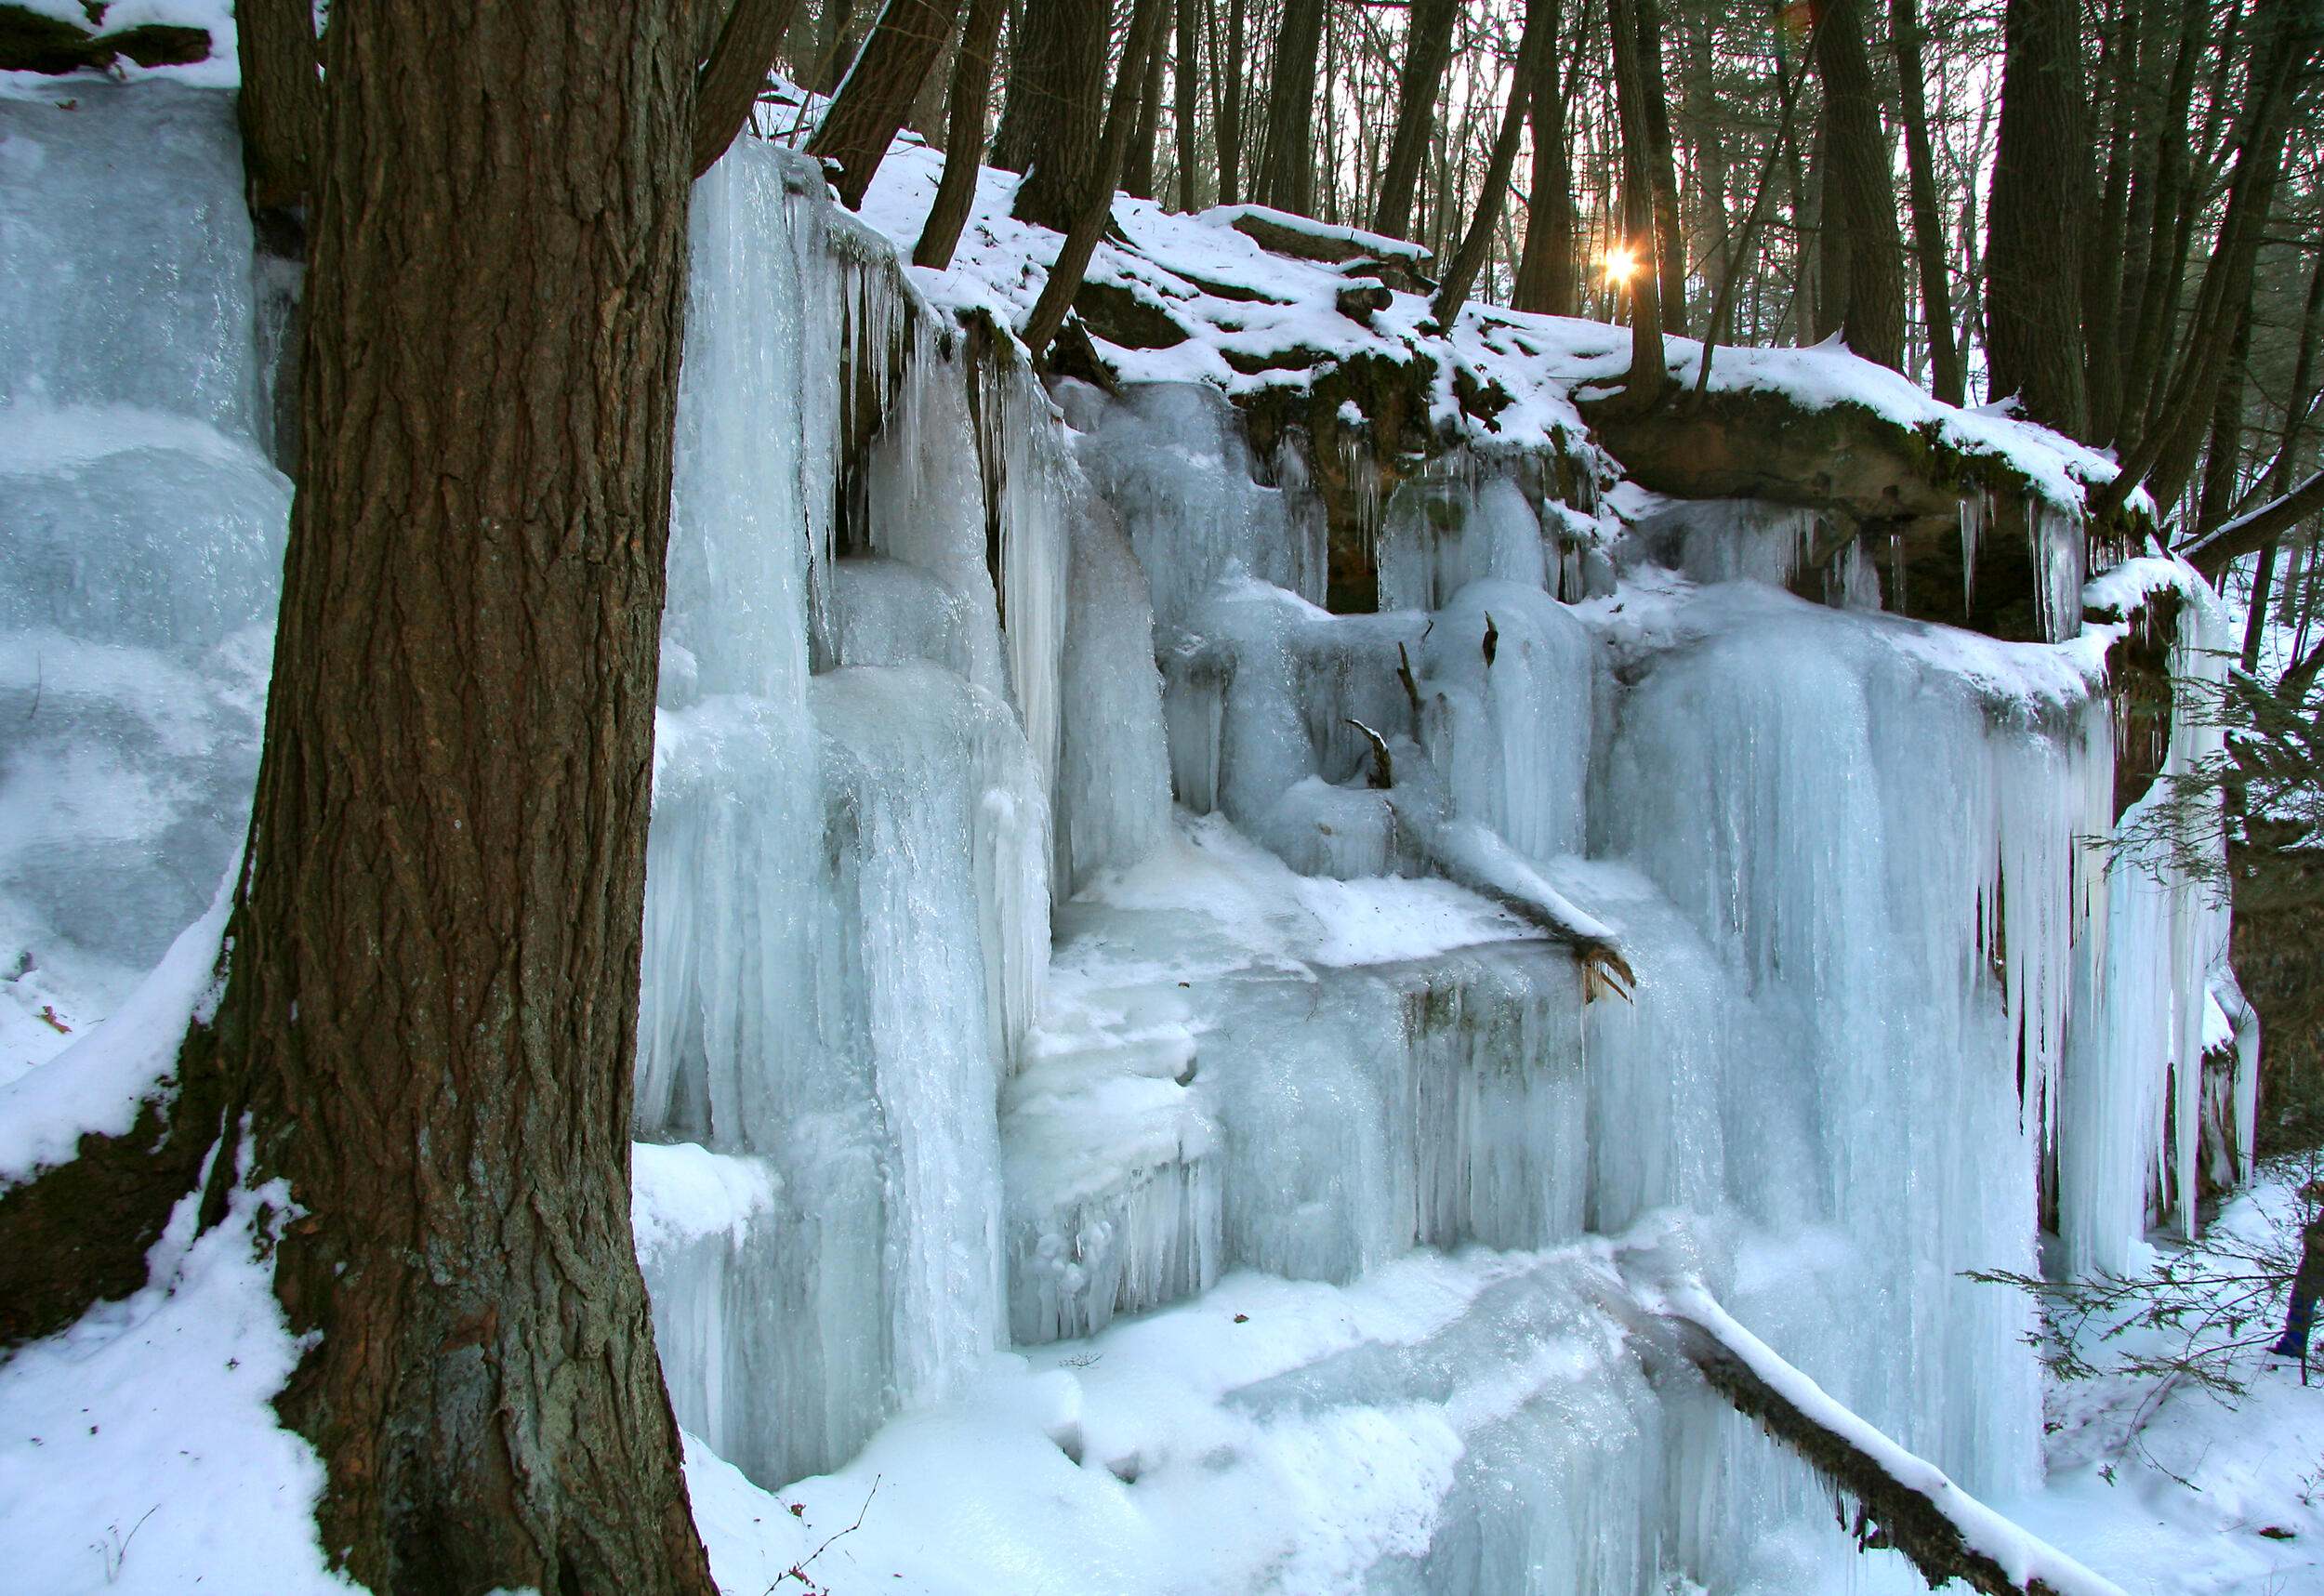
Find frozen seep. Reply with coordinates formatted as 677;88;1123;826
0;84;283;1013
2057;578;2238;1271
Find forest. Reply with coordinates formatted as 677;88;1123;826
0;0;2319;1591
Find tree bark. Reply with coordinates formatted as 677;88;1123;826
1889;0;1961;402
1635;0;1685;336
693;0;803;177
2097;0;2312;517
2115;0;2206;440
2080;0;2135;438
1124;0;1172;198
807;0;966;205
1371;0;1463;240
1512;0;1578;315
1604;0;1667;415
1174;0;1200;209
0;0;724;1586
235;0;321;210
915;0;1008;266
1217;0;1247;204
1000;0;1113;228
1023;0;1168;356
2242;244;2324;667
1985;0;2089;434
1254;0;1328;213
1815;0;1904;369
1433;0;1555;328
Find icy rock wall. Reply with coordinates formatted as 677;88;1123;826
632;138;1170;1484
2057;583;2238;1273
1599;587;2113;1497
0;84;284;1015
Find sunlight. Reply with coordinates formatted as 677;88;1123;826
1600;244;1640;284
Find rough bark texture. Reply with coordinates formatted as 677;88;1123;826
1001;0;1112;228
808;0;964;204
693;0;802;177
1217;0;1248;204
1371;0;1463;241
1985;0;2088;434
1814;0;1904;369
234;0;320;208
1890;0;1961;402
234;1;711;1587
1253;0;1328;214
915;0;1008;267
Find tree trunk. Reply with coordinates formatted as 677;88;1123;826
2098;0;2311;516
1023;0;1168;356
1433;0;1556;327
1174;0;1199;209
1512;0;1578;315
1216;0;1247;204
1684;6;1728;326
1124;0;1171;198
2196;304;2254;535
2080;0;2134;438
1635;0;1685;336
1985;0;2088;434
1605;0;1667;414
808;0;966;206
8;0;733;1587
235;0;320;209
1371;0;1462;241
2243;244;2324;667
1815;0;1904;369
1002;0;1113;228
1890;0;1961;402
814;0;863;90
693;0;805;177
239;0;717;1585
1254;0;1328;213
2115;0;2206;439
915;0;1008;266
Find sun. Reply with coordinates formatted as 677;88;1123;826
1600;244;1639;284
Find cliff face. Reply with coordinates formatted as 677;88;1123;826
0;76;2248;1596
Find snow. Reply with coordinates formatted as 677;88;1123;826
0;69;2273;1596
0;1174;351;1596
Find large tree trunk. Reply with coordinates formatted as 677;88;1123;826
1634;0;1685;336
999;0;1113;228
1814;0;1904;369
0;0;728;1589
808;0;966;206
1984;0;2089;434
915;0;1009;266
237;1;716;1586
1512;0;1578;315
1253;0;1328;213
1371;0;1462;241
1604;0;1667;415
1022;0;1168;356
1890;0;1961;402
234;0;320;208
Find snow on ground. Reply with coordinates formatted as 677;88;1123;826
0;1172;351;1595
2007;1172;2324;1596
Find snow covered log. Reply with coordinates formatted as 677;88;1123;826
1612;1284;2127;1596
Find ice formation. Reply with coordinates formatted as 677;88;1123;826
0;78;2246;1596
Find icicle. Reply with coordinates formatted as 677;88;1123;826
1960;486;1990;613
